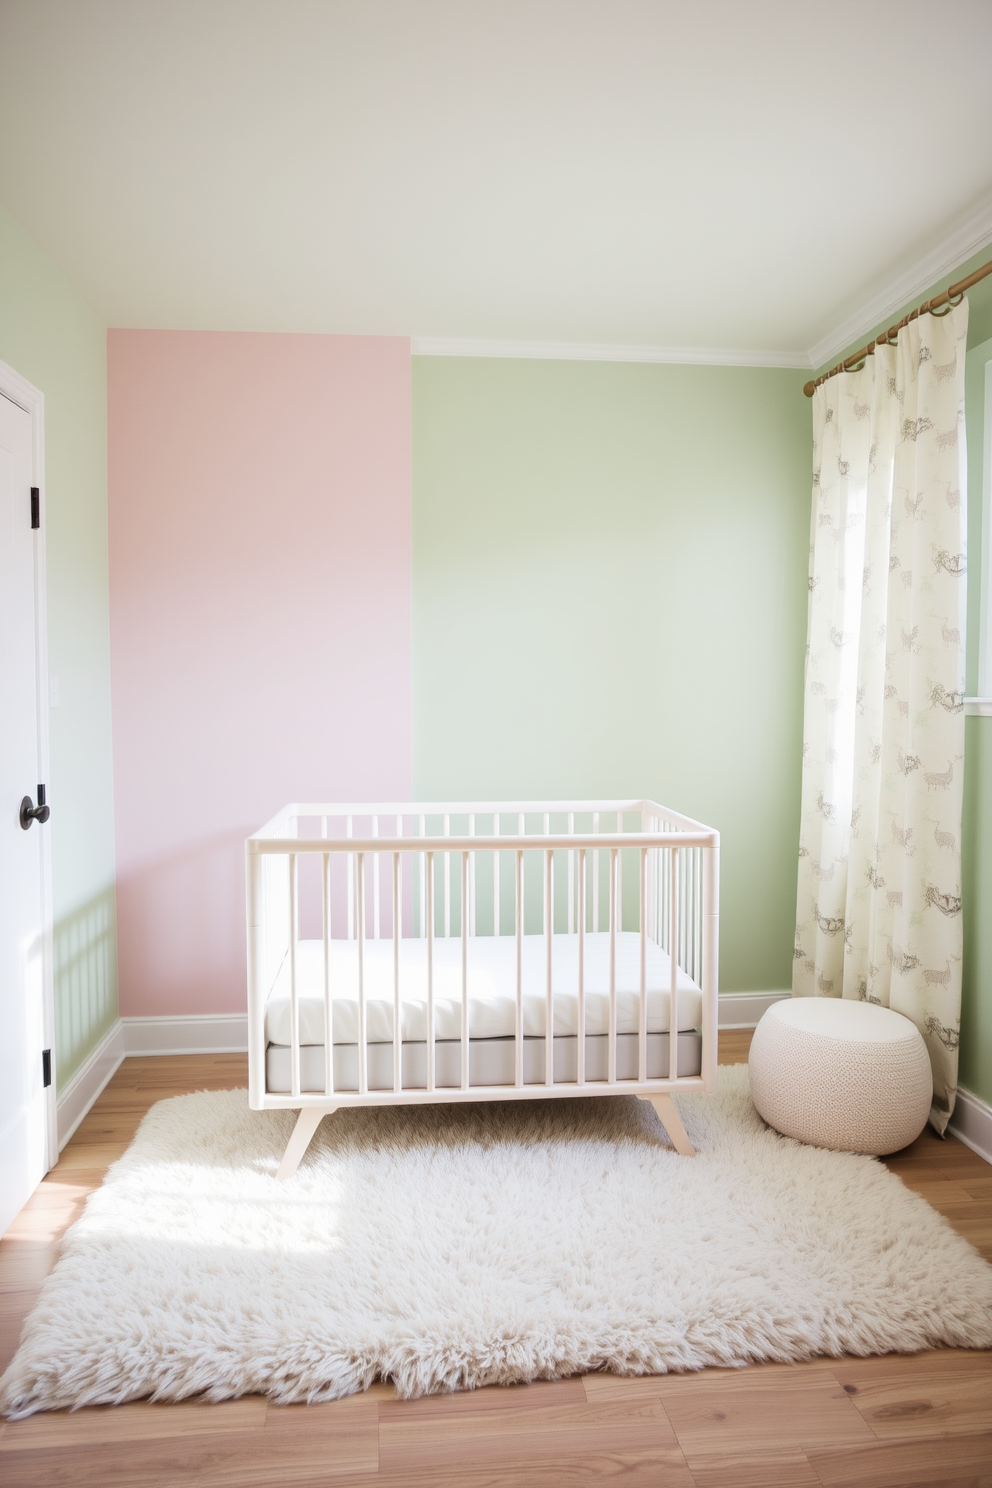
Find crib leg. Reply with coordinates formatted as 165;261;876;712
276;1106;333;1181
641;1094;695;1157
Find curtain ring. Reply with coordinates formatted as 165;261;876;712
930;290;963;317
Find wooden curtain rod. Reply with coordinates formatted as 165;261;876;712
803;256;992;397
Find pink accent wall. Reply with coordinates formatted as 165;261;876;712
108;331;411;1016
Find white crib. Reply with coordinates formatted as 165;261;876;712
246;799;720;1177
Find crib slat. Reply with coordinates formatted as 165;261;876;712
347;815;355;940
515;847;523;1088
461;851;469;1091
703;843;720;1089
544;848;553;1087
616;809;623;935
323;851;333;1097
289;853;300;1100
392;852;401;1093
372;815;380;941
469;814;476;937
679;835;686;973
396;812;404;942
444;815;451;939
419;814;426;940
577;847;586;1087
669;847;678;1083
608;849;617;1085
426;851;435;1093
567;811;574;935
493;812;500;937
357;852;367;1096
639;848;647;1085
695;847;702;985
593;810;600;932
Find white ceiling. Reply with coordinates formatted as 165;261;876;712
2;0;991;364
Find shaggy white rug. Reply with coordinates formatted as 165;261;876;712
3;1066;991;1417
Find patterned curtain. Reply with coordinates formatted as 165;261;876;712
794;299;969;1132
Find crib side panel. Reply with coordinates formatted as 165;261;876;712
248;801;719;1109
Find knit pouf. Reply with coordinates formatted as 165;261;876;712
748;998;933;1155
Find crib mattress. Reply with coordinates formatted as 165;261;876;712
265;932;702;1046
265;1030;703;1092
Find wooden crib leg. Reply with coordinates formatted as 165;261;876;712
277;1106;334;1181
641;1094;695;1157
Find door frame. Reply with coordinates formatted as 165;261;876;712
0;356;56;1171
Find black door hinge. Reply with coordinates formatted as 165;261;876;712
42;1049;52;1088
31;487;40;529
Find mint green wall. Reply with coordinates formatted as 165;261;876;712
0;204;118;1087
961;333;992;1105
412;357;811;994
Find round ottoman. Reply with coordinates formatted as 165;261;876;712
748;998;932;1155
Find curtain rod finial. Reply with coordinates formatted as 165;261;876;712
803;380;816;397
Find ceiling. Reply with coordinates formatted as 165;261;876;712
2;0;991;364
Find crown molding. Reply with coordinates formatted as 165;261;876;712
411;196;992;374
411;336;809;369
806;195;992;372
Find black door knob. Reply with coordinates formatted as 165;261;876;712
20;784;50;830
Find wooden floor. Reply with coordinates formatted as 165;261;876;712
1;1030;990;1487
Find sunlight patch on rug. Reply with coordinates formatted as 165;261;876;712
3;1066;991;1416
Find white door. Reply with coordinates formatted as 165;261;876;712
0;386;51;1235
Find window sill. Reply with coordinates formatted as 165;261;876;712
965;698;992;717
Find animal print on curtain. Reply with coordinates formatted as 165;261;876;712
794;299;968;1132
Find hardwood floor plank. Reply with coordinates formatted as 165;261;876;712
0;1396;268;1449
194;1398;379;1485
49;1142;128;1172
0;1401;377;1488
379;1396;692;1478
807;1430;992;1487
0;1307;34;1376
831;1352;992;1440
682;1443;822;1487
717;1029;753;1064
308;1457;695;1488
0;1242;60;1289
0;1439;222;1487
651;1365;877;1453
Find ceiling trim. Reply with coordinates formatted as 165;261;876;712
411;337;810;369
806;194;992;372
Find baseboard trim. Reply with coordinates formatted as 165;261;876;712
121;998;785;1054
121;1014;249;1056
56;1020;126;1151
56;1003;988;1174
56;998;785;1150
948;1086;992;1167
718;992;790;1028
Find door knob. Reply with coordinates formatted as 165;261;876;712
20;784;50;829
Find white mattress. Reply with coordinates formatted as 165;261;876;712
265;1031;703;1092
265;932;702;1046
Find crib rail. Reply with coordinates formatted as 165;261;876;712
246;800;719;1111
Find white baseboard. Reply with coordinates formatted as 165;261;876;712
120;1000;785;1053
53;993;782;1154
718;992;790;1028
59;1000;988;1171
948;1086;992;1167
121;1014;249;1056
56;1020;126;1151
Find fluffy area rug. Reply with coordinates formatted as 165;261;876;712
3;1066;992;1417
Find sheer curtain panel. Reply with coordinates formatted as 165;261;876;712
794;300;969;1131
